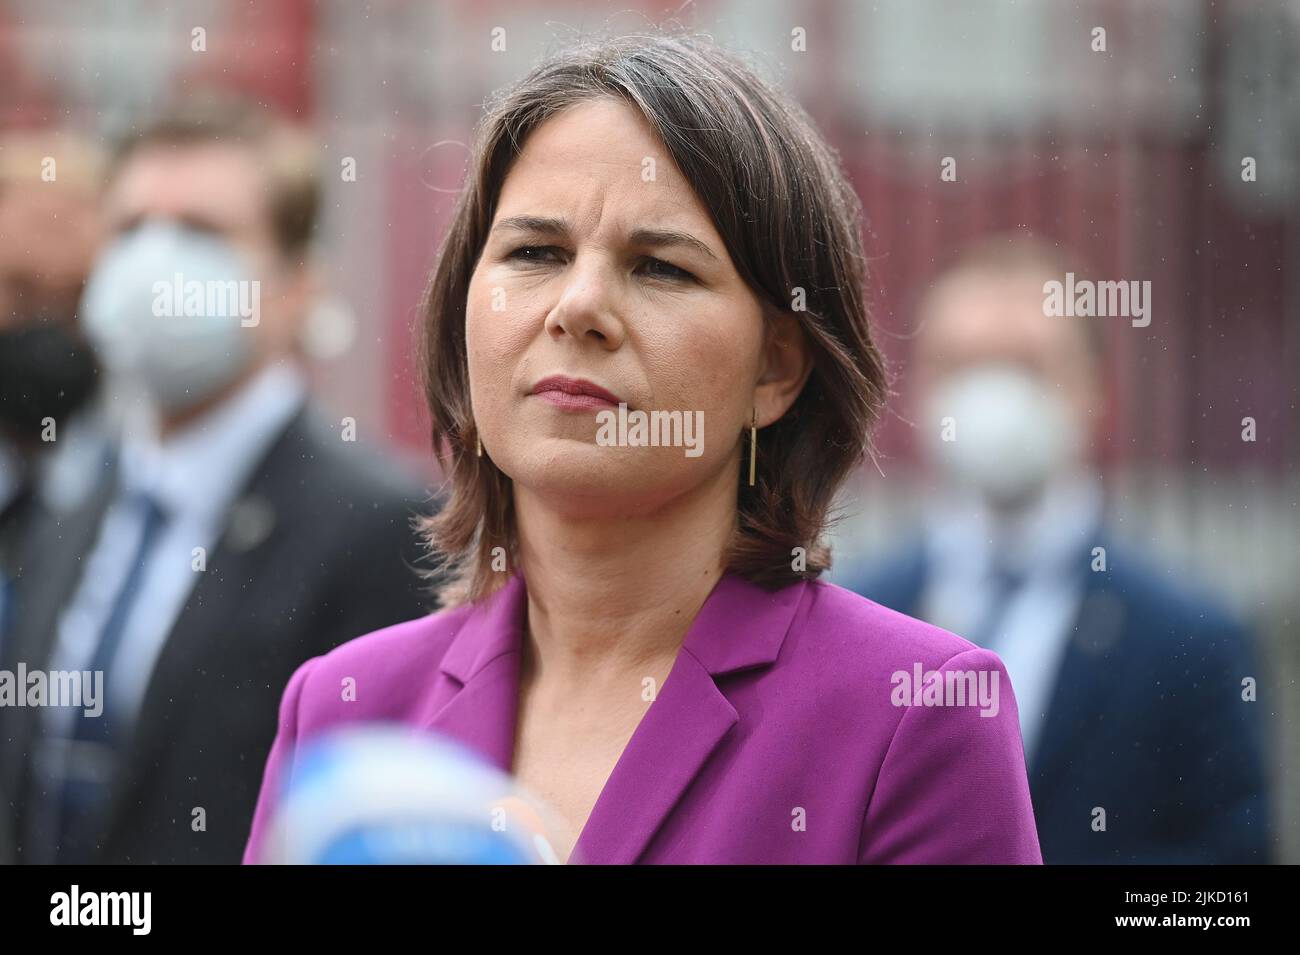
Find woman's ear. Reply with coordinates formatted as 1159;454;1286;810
753;309;813;427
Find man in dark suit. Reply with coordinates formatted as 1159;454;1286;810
0;131;105;657
848;235;1273;863
0;97;435;864
0;130;110;866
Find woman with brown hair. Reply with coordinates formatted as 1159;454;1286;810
244;32;1041;865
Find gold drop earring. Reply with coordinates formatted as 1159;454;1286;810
476;429;482;457
748;408;757;487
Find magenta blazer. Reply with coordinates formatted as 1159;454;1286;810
243;571;1042;864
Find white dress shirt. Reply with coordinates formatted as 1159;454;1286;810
919;472;1105;771
44;361;306;740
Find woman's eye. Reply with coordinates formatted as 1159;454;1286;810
507;245;564;264
504;247;693;283
640;257;694;282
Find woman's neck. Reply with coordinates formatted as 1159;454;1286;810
514;468;737;686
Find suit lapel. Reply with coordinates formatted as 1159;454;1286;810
1029;572;1128;795
419;571;806;865
569;649;737;864
123;409;314;731
0;460;116;789
423;573;528;771
4;461;117;674
135;489;281;702
104;415;303;822
573;576;806;864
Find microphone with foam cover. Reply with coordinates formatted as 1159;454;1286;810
259;724;569;864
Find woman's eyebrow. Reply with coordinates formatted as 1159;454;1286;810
629;227;720;263
491;214;719;263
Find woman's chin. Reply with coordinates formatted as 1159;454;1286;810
503;441;708;517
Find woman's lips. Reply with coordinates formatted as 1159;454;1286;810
529;376;623;411
534;391;618;411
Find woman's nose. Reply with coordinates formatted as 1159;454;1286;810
543;256;626;349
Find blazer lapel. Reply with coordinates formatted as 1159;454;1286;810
1029;574;1128;796
423;573;528;771
569;649;737;864
102;415;304;829
419;571;806;864
572;576;806;864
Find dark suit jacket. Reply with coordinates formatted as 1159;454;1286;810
848;533;1274;864
0;402;437;863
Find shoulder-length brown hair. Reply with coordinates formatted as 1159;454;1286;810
418;31;887;608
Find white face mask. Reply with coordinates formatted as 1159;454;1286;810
80;220;259;414
922;364;1081;507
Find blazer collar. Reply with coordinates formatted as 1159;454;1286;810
438;572;530;685
439;570;802;680
426;569;808;863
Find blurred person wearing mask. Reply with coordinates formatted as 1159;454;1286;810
0;133;108;634
849;235;1272;864
0;131;110;860
0;96;433;865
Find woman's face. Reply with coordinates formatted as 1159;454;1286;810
466;97;806;518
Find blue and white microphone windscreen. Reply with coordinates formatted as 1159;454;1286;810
261;724;568;864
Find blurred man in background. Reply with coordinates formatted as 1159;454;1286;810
850;235;1273;863
0;96;434;864
0;131;106;640
0;131;110;861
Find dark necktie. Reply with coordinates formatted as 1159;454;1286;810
967;562;1026;651
45;489;169;863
